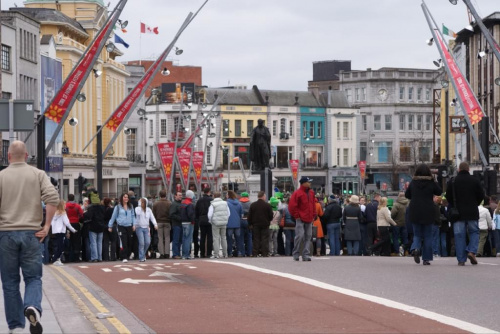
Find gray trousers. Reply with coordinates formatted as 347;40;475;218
157;223;171;256
292;219;312;259
212;224;227;258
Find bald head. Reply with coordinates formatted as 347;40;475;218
8;141;27;162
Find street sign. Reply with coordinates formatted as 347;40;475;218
0;100;35;131
489;156;500;164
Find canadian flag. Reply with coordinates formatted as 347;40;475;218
140;22;159;34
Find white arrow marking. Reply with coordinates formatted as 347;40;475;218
153;266;164;270
120;268;132;272
78;266;89;268
101;268;112;272
133;267;145;271
114;264;134;268
119;278;174;284
149;271;184;283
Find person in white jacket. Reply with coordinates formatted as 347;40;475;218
477;203;492;257
51;200;76;265
135;198;158;262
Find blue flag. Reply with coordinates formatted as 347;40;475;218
114;34;129;48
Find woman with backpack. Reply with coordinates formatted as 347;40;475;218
108;193;136;263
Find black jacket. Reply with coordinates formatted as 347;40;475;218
446;170;484;221
169;199;182;227
364;200;378;224
247;199;273;227
87;204;107;233
195;195;213;226
405;176;442;225
322;202;343;224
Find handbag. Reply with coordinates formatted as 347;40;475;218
448;177;460;223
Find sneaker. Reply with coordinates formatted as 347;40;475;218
139;259;146;262
8;327;23;333
25;306;42;334
413;249;421;264
53;259;63;266
458;262;465;266
122;259;128;263
423;260;431;265
467;252;478;265
209;255;219;259
302;257;312;261
293;256;299;261
399;246;404;257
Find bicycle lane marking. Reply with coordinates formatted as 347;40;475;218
210;260;497;334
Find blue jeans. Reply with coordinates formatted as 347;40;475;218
359;224;368;255
284;229;295;256
240;220;253;256
411;224;433;261
392;225;408;253
40;236;50;264
135;227;151;261
0;231;43;330
326;223;341;255
227;227;243;256
495;230;500;255
440;232;448;257
453;220;479;263
346;240;359;255
432;225;440;255
181;224;194;258
89;231;103;261
172;225;182;257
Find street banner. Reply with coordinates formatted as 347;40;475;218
177;147;192;187
192;151;204;186
158;143;175;190
289;159;299;188
435;31;483;125
358;160;366;179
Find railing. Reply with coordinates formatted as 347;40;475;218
126;154;145;163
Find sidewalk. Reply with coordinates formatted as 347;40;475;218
0;264;94;334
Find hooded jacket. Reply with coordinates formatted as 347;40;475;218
405;176;442;225
135;198;158;229
391;197;409;226
180;198;196;224
227;198;243;228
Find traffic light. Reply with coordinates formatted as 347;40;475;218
78;175;87;194
343;182;347;194
233;182;239;192
348;182;353;195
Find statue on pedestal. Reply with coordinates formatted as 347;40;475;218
249;119;271;172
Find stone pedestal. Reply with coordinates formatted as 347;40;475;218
247;169;277;202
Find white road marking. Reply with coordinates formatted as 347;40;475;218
120;268;132;272
211;261;497;334
153;266;164;270
478;262;499;266
101;268;112;272
119;271;183;284
78;266;89;268
188;266;197;269
134;267;145;271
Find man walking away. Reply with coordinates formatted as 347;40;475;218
0;141;60;333
152;190;172;259
288;177;316;261
195;188;213;258
247;191;273;257
391;192;409;256
364;193;380;255
446;162;484;266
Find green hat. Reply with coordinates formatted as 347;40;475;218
274;192;283;200
269;197;280;208
241;192;249;197
90;191;101;205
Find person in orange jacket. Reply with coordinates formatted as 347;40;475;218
313;198;324;256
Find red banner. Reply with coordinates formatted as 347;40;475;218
105;48;168;131
289;159;299;187
192;151;204;185
435;30;483;125
358;160;366;179
45;19;114;123
177;148;192;187
158;143;175;190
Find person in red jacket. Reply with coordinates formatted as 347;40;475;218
288;176;316;261
65;194;84;262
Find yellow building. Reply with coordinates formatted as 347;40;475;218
22;0;130;199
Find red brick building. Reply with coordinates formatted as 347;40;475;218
123;60;202;97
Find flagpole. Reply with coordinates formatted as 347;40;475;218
170;89;185;192
45;0;128;154
139;22;142;66
461;0;500;64
421;1;487;167
154;142;168;191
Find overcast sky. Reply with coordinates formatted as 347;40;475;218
4;0;499;90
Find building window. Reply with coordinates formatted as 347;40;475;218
247;120;253;137
425;115;432;131
309;121;315;138
417;88;422;101
235;120;241;137
304;147;322;168
234;145;250;169
355;88;360;101
419;141;431;161
190;119;196;133
336;148;340;166
272;120;277;136
1;45;11;71
374;141;393;163
385;115;392;131
343;122;348;139
360;142;367;161
362;115;367;131
337;122;341;139
302;121;307;138
160;119;167;136
399;115;405;131
343;148;349;166
408;87;413;101
400;141;411;162
150;146;154;166
280;118;286;134
289;121;294;137
374;115;381;130
126;128;137;160
288;146;293;160
408;115;414;130
276;146;289;168
206;148;212;164
317;121;322;139
417;115;423;130
345;89;352;103
149;119;153;138
223;119;230;136
426;88;431;101
173;117;180;132
399;87;405;100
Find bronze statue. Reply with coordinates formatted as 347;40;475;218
249;119;271;171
